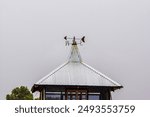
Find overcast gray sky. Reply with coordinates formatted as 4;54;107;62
0;0;150;99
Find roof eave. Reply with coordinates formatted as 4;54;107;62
32;84;123;93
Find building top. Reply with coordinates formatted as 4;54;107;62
69;43;82;62
32;37;122;92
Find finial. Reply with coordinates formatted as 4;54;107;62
64;36;85;46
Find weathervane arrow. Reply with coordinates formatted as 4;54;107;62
64;36;85;46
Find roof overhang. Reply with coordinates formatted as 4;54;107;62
32;84;123;93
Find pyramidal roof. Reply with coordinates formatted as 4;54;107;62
34;43;122;89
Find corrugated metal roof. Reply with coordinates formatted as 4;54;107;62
34;44;122;87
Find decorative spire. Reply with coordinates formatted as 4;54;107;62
64;36;85;62
69;44;82;62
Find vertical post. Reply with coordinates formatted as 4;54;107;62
65;90;68;100
43;88;45;100
61;92;63;100
80;91;82;100
76;91;78;100
40;91;42;100
100;89;111;100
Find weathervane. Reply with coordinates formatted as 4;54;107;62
64;36;85;46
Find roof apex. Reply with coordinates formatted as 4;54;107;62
68;44;82;62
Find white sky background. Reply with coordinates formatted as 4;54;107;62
0;0;150;99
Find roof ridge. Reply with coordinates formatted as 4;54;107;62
81;62;122;86
36;62;69;84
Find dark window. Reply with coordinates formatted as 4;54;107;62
45;92;61;100
88;93;100;100
45;91;101;100
65;90;87;100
